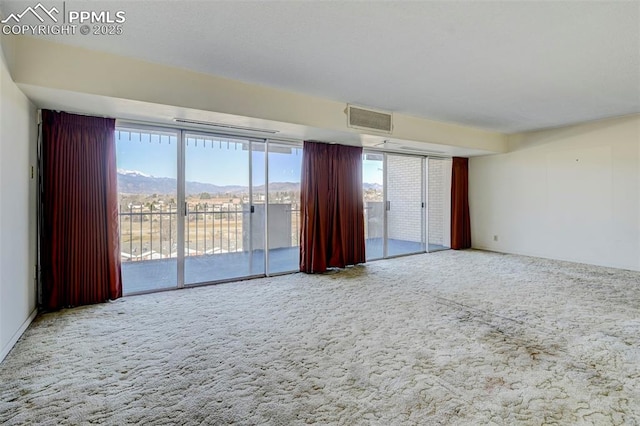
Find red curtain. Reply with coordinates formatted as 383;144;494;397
40;110;122;310
300;141;365;273
451;157;471;249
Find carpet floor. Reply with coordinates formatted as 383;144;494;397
1;250;639;425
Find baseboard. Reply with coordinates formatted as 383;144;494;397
472;246;640;272
0;308;37;364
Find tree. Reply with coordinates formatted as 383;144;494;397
200;192;211;200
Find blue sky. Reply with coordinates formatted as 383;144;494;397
362;159;383;185
116;132;177;176
115;131;383;185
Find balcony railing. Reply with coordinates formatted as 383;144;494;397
118;203;300;262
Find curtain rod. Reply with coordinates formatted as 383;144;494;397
116;118;303;146
363;146;453;159
38;108;115;120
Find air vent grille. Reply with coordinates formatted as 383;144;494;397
347;105;393;134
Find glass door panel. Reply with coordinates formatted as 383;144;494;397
427;157;452;252
267;143;303;274
386;154;425;257
116;129;179;294
363;153;385;260
249;142;266;275
183;134;264;284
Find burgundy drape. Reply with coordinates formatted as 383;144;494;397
40;110;122;310
451;157;471;249
300;141;365;273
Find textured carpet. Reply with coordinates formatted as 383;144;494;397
1;250;639;425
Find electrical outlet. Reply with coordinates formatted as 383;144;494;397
493;235;499;242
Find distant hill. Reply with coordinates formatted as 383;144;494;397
363;183;383;191
118;170;298;195
118;170;383;195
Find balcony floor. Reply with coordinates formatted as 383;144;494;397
122;246;299;295
122;239;449;295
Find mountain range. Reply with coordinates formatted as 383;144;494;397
118;170;382;195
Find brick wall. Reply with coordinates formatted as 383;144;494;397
364;155;452;248
428;158;452;247
387;155;423;243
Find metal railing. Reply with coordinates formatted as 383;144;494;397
118;203;300;261
186;203;243;255
119;204;177;261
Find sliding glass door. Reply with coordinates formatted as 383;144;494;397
427;157;452;252
386;154;425;256
363;151;450;261
117;125;303;294
363;153;385;260
266;143;303;274
116;128;179;294
183;134;265;284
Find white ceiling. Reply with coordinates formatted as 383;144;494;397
2;0;639;133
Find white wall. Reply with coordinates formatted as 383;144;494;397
470;115;640;271
0;39;37;363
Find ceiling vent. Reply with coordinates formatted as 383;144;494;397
347;105;393;134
